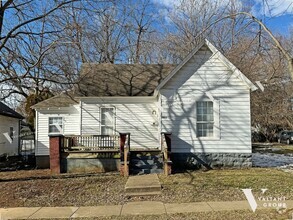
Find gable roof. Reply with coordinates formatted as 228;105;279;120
32;64;175;109
31;92;80;109
0;102;24;119
155;39;258;93
32;39;257;109
76;63;175;96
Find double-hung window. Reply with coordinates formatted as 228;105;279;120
100;107;115;135
48;117;63;134
196;101;214;137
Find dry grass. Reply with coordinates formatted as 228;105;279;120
156;168;293;203
37;210;293;220
0;168;292;208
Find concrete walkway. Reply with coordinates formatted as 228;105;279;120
1;200;292;219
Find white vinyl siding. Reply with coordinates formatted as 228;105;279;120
35;105;80;156
0;115;20;156
160;46;252;154
81;101;159;149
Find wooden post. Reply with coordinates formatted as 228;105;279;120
119;133;130;176
124;146;129;177
49;134;63;174
163;133;172;175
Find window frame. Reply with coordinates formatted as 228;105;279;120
9;127;14;142
100;107;115;135
194;98;220;140
48;116;63;134
196;101;214;138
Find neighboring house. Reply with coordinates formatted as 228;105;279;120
0;102;24;157
32;40;257;170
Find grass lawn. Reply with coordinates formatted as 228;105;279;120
38;210;293;220
272;145;293;154
0;168;292;208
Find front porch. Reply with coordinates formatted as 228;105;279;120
48;133;172;176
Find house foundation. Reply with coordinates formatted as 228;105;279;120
171;153;252;170
36;155;50;168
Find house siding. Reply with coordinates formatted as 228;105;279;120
160;47;252;154
0;115;20;156
81;101;159;149
35;105;80;156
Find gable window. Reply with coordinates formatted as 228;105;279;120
196;101;214;137
100;107;115;135
48;117;63;134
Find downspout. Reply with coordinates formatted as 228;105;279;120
18;119;21;155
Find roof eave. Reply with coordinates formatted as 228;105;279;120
205;39;258;92
155;40;206;91
0;113;24;119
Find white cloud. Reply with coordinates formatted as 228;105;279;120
152;0;293;17
152;0;243;23
252;0;293;17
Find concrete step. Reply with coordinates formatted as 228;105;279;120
125;174;162;196
130;168;163;175
125;191;162;197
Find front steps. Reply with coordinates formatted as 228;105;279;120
129;150;163;175
125;174;162;196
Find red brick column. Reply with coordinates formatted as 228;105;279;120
119;133;127;176
49;135;63;174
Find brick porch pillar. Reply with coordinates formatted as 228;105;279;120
49;134;63;174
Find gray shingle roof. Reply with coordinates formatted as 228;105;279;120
32;64;175;109
0;102;24;119
76;63;175;96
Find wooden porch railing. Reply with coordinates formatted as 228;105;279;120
63;135;120;152
161;132;172;175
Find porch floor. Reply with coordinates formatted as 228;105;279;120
125;174;162;196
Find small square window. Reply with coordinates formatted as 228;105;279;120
48;117;63;134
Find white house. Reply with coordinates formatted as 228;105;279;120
32;40;257;171
0;102;24;157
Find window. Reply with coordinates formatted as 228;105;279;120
196;101;214;137
48;117;63;134
100;107;115;135
9;127;14;141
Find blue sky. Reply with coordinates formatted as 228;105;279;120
152;0;293;35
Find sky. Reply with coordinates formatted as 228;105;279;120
152;0;293;35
